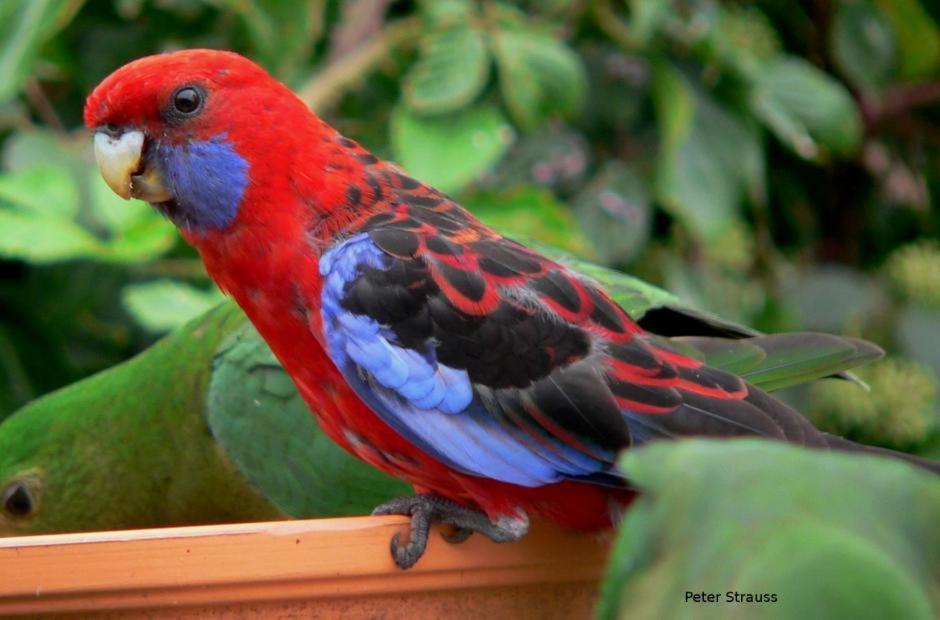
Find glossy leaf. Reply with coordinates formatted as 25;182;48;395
832;0;896;91
0;211;102;263
0;166;78;218
403;24;490;115
711;5;781;76
418;0;474;25
750;57;862;159
225;0;325;81
874;0;940;79
493;27;586;130
629;0;671;45
0;0;76;103
122;280;224;334
87;168;177;261
654;63;763;240
391;103;514;192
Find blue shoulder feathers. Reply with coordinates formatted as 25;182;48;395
319;234;616;488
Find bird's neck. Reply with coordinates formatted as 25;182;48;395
183;123;397;337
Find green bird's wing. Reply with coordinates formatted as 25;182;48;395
0;303;281;536
0;300;409;536
598;440;940;620
206;321;410;518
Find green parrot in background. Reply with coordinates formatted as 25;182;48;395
0;303;410;537
0;255;881;536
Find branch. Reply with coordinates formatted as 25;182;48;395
297;17;422;114
326;0;393;63
862;80;940;132
592;0;638;50
24;79;65;134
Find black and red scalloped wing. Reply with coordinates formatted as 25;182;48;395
334;175;827;476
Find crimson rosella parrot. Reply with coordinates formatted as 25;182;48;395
85;50;940;569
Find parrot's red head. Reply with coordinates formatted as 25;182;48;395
85;49;333;236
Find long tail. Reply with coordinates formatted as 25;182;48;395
822;434;940;476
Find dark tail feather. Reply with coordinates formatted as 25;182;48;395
823;433;940;476
674;332;884;392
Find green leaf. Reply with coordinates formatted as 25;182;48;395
653;64;763;240
1;128;75;172
0;166;78;218
403;24;490;115
88;167;142;234
0;0;77;103
652;61;695;147
599;440;940;620
390;103;514;192
103;215;178;263
461;186;591;256
571;161;651;265
711;5;781;76
750;57;862;159
873;0;940;79
0;210;102;263
493;27;587;130
87;166;177;261
629;0;671;45
225;0;325;81
832;0;896;91
418;0;475;25
122;280;224;334
207;322;411;517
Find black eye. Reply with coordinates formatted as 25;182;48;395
2;482;33;518
172;86;203;115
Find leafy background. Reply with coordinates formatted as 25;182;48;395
0;0;939;613
2;0;937;454
0;2;936;447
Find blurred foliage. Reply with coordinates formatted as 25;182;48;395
0;0;938;453
599;440;940;620
809;358;938;450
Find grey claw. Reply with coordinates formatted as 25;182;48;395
441;526;473;544
372;494;529;569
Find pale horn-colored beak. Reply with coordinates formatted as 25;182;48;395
93;129;173;202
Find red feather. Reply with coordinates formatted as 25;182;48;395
83;50;917;536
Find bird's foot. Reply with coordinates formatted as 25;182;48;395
372;494;529;569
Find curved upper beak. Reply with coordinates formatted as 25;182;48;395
93;129;173;203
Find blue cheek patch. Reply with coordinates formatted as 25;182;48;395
156;135;249;231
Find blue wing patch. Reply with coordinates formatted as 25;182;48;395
320;234;615;487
